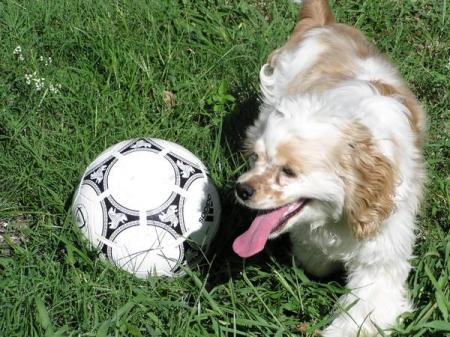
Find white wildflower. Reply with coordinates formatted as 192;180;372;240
24;74;33;85
13;46;24;61
40;56;53;66
33;77;45;91
13;46;22;55
49;82;61;94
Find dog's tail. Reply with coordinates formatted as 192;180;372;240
293;0;335;35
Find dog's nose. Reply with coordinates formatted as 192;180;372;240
235;182;255;201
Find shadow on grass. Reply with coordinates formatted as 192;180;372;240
202;88;298;287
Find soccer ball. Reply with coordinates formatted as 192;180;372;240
72;138;221;278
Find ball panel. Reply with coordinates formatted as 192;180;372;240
73;183;107;249
181;177;220;249
107;221;184;278
106;151;176;211
124;139;163;153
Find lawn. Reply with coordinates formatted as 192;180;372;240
0;0;449;336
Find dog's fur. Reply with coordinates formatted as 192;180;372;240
234;1;426;336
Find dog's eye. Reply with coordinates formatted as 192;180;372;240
281;166;296;178
249;153;258;163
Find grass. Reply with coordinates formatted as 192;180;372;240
0;0;449;336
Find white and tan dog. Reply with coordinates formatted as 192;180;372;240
232;1;426;336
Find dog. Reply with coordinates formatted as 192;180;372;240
232;1;426;336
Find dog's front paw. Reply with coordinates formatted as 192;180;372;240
320;320;359;337
319;295;408;337
320;315;385;337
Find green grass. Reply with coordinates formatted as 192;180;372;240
0;0;449;336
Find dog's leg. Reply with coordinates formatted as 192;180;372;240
321;259;412;337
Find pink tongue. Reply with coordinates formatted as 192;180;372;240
232;205;291;258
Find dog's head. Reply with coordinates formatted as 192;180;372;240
233;95;396;258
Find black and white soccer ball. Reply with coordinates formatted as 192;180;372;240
72;138;221;278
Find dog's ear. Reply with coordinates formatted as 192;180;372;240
339;122;396;239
